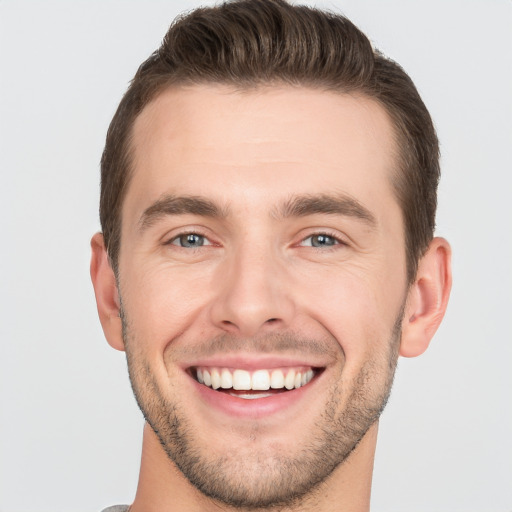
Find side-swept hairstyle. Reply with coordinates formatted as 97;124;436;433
100;0;439;283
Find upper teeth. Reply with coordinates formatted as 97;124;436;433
196;367;314;391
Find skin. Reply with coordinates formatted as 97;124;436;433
91;85;451;511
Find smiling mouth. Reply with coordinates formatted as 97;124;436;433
191;366;321;399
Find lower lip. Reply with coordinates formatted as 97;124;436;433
191;374;320;418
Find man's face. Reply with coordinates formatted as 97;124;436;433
117;85;409;508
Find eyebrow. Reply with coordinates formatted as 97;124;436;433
274;193;377;227
138;192;377;232
139;195;228;231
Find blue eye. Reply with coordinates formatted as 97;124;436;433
171;233;207;248
302;234;339;247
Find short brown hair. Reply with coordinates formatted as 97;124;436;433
100;0;439;283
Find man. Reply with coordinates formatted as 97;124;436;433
90;0;452;510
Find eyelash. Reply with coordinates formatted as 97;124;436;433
163;230;347;251
165;231;213;249
298;232;347;250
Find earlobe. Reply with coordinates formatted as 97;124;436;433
400;237;452;358
90;232;125;351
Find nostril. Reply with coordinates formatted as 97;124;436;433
218;317;283;336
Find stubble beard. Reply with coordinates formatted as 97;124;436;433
121;311;402;510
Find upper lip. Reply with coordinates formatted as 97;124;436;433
179;353;330;371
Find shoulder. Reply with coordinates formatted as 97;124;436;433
101;507;130;512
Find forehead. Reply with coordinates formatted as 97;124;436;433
126;84;399;222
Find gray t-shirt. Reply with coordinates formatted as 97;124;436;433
101;507;129;512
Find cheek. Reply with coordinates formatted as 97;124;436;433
120;262;214;350
294;263;404;364
119;245;407;368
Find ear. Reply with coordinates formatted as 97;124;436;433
90;232;125;351
400;237;452;358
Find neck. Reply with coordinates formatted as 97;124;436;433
129;422;377;512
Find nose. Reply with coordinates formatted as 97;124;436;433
209;244;295;337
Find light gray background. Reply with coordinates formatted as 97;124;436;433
1;1;511;511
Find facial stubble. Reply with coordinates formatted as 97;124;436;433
121;310;403;510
